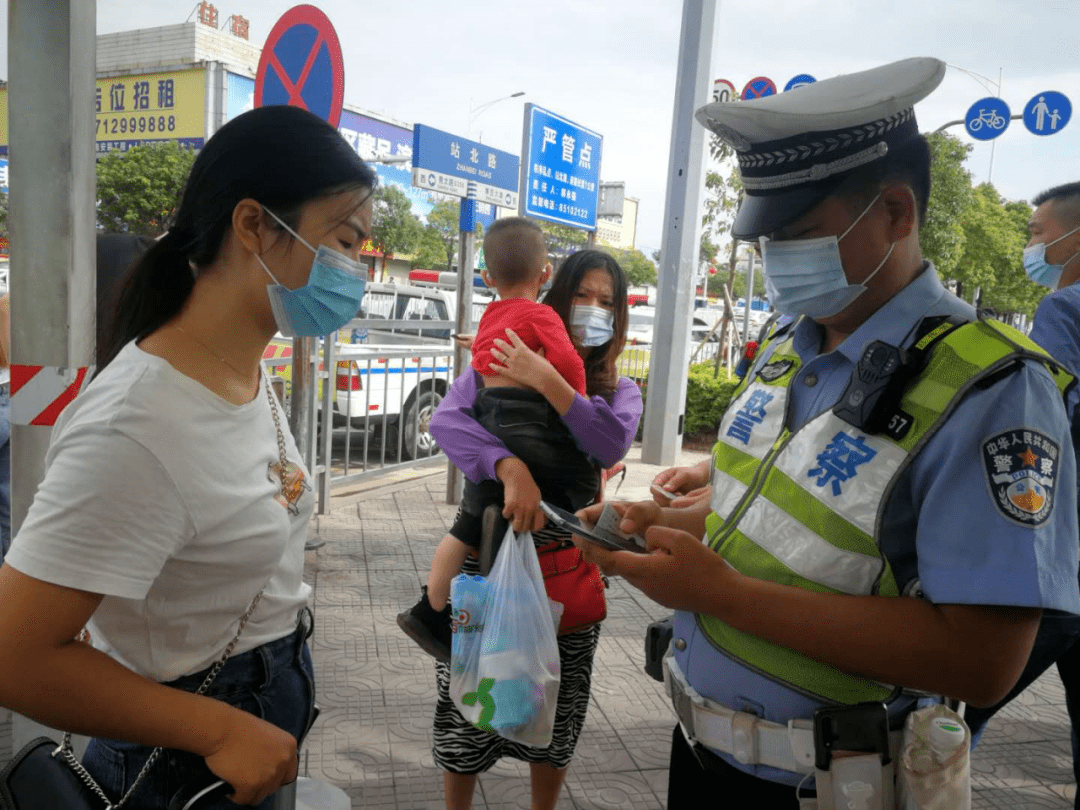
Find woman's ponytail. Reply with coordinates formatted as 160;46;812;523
95;229;195;372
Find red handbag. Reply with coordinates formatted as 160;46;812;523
536;540;607;635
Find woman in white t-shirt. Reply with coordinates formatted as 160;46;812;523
0;105;376;808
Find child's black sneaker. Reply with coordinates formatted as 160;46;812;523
397;586;452;661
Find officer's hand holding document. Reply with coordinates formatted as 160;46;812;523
574;499;728;614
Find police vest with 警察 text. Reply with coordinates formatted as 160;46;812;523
702;315;1074;705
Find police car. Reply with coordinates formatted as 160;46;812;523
263;283;490;459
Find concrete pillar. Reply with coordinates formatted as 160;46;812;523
640;0;717;465
8;0;97;752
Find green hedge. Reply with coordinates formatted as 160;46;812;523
635;363;739;440
685;363;739;436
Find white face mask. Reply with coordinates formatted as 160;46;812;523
569;304;614;347
759;193;893;320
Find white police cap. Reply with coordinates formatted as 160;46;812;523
696;57;946;240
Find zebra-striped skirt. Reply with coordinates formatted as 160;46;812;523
431;527;602;773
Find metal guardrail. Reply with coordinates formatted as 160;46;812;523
265;332;734;513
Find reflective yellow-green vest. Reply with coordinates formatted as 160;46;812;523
702;316;1073;705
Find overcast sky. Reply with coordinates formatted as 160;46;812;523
3;0;1079;255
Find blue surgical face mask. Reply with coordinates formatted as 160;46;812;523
759;193;893;320
1023;225;1080;290
256;208;368;337
570;304;614;347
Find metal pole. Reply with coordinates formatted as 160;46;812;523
289;337;313;465
742;249;754;345
9;0;97;753
446;198;476;505
640;0;717;466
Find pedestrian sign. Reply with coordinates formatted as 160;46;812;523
254;5;345;127
1024;91;1071;136
741;77;777;100
784;74;817;92
964;97;1011;141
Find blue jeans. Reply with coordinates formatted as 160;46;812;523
82;609;315;810
965;612;1080;802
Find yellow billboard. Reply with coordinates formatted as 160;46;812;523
0;67;206;156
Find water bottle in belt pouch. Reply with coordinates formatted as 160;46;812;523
896;704;970;810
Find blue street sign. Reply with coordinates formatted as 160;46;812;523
741;77;777;100
521;105;602;230
1024;91;1072;136
964;97;1011;141
784;74;817;92
411;124;520;209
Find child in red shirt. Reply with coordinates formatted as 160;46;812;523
399;217;600;660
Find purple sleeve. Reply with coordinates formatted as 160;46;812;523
561;376;643;469
429;369;514;482
429;372;643;482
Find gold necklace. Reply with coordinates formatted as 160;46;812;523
172;324;309;513
172;324;257;380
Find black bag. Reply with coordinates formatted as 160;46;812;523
0;737;105;810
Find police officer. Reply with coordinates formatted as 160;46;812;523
964;181;1080;806
577;58;1080;808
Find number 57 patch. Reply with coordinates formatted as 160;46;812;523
982;428;1059;527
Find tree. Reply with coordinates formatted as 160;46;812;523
701;138;743;264
730;264;767;301
957;186;1042;315
535;218;588;259
0;189;7;242
370;185;422;279
412;225;447;270
921;132;975;281
96;141;197;235
424;199;462;271
600;245;657;287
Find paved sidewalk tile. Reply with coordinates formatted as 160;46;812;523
1;444;1076;809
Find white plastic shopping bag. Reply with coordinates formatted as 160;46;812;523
449;527;562;747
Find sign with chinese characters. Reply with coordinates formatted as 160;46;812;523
520;104;602;230
226;72;255;122
92;69;206;155
0;159;8;194
411;124;520;210
337;109;436;221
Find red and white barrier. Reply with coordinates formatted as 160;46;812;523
11;364;94;426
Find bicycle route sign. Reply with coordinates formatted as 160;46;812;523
965;96;1011;141
255;5;345;127
1024;91;1071;136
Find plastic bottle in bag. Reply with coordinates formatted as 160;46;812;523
897;704;970;810
450;574;488;672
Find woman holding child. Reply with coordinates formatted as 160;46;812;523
419;243;643;810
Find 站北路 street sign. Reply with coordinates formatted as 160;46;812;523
1024;91;1071;136
520;104;603;230
964;97;1011;141
411;124;520;209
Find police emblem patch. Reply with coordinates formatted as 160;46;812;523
981;428;1059;527
757;359;794;382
